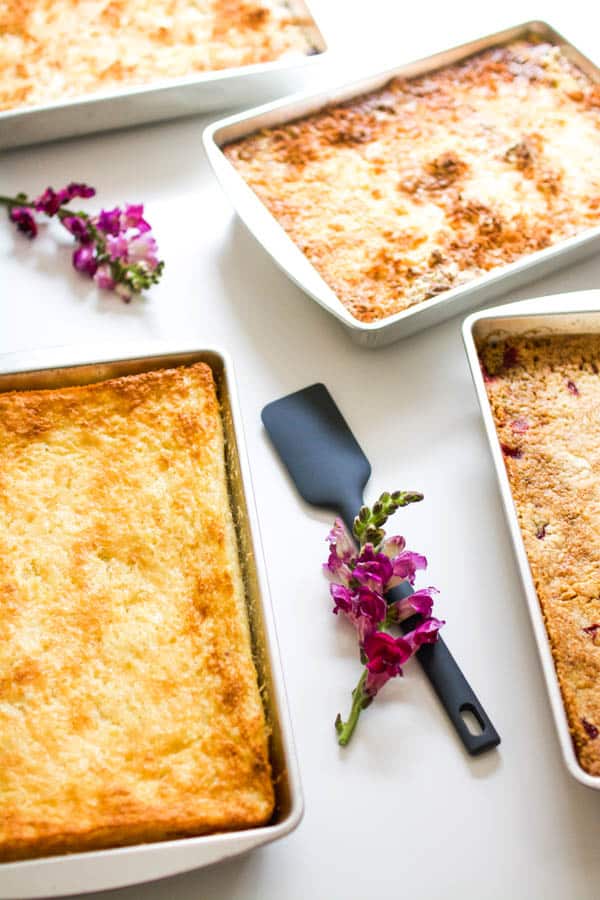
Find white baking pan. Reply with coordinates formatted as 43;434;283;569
204;21;600;348
463;290;600;791
0;0;326;150
0;343;303;898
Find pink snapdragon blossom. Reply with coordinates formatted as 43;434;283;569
389;586;439;622
330;583;387;643
363;617;444;696
324;518;427;595
324;518;356;585
95;203;150;236
107;231;160;271
95;206;122;235
363;631;413;696
63;215;92;242
73;244;98;276
405;616;445;651
127;234;160;269
34;183;96;216
9;207;37;239
106;233;130;260
93;264;116;290
64;183;96;200
121;203;151;233
34;187;66;216
325;519;431;643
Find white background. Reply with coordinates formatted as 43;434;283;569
1;1;600;897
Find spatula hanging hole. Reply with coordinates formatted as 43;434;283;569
460;703;485;736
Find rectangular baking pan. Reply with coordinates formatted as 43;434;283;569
462;289;600;791
0;0;326;150
0;343;303;899
204;21;600;349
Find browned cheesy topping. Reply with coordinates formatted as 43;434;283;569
0;0;314;111
225;40;600;323
480;333;600;776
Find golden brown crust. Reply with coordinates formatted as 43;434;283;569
0;0;314;111
480;334;600;776
0;363;274;862
225;39;600;323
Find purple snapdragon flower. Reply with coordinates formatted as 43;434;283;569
96;207;122;236
96;203;151;237
73;244;98;276
9;207;37;239
325;521;427;591
63;215;92;242
363;631;412;696
330;582;388;643
325;518;434;633
34;182;96;216
325;492;444;746
2;184;164;301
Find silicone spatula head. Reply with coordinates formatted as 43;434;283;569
261;383;370;528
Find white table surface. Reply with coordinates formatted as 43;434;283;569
2;1;600;897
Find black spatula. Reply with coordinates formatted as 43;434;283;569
262;382;500;756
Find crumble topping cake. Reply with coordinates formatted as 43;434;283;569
0;363;274;862
0;0;314;111
225;39;600;323
480;333;600;776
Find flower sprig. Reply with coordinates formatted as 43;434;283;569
324;491;444;746
1;183;164;301
353;490;424;548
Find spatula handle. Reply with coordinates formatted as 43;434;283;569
390;586;500;754
414;634;500;754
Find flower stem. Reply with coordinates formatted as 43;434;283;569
0;193;86;222
0;195;25;207
335;669;370;746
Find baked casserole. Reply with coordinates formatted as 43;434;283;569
224;38;600;323
0;363;274;862
0;0;315;112
480;333;600;776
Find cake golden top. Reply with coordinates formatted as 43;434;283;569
0;0;314;111
0;363;274;862
225;39;600;323
480;333;600;776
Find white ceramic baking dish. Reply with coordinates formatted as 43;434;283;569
204;21;600;349
463;290;600;791
0;343;303;899
0;0;326;150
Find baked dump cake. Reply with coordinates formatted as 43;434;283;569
480;333;600;776
0;364;274;861
0;0;314;111
225;39;600;323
